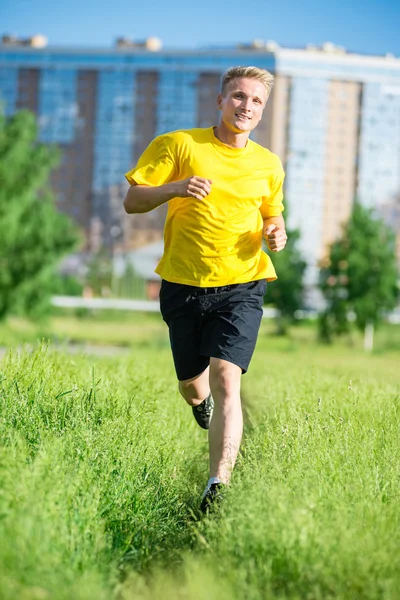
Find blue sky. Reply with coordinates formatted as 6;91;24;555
1;0;399;56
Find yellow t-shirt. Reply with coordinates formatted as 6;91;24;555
125;127;285;286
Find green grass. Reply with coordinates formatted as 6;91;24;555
1;321;400;599
1;310;399;353
0;312;169;349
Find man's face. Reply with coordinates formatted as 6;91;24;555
217;77;267;133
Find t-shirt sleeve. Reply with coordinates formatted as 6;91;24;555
260;159;285;219
125;134;178;186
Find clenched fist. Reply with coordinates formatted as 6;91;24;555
265;224;287;252
174;176;212;200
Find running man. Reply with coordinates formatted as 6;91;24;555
123;66;287;512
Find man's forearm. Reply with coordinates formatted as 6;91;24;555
123;182;178;214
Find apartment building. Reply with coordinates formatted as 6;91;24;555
1;36;400;292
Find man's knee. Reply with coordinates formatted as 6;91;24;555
178;368;210;406
178;379;201;406
209;358;241;401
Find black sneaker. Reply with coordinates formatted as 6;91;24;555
192;394;214;430
200;482;225;514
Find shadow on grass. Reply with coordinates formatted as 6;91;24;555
101;452;208;582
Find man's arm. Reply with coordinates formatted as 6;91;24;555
123;176;212;214
263;214;287;252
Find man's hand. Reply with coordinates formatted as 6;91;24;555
264;223;287;252
123;176;212;214
174;176;212;200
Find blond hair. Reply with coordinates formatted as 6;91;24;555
221;66;274;97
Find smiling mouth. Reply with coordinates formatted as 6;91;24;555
235;113;251;120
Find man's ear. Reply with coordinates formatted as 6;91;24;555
216;93;223;110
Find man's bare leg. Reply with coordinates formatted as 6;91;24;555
179;367;213;430
208;358;242;484
179;359;242;511
178;359;242;482
178;367;210;407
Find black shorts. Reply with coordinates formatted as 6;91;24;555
159;279;267;381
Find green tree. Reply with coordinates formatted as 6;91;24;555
319;202;399;349
265;219;307;334
0;110;79;319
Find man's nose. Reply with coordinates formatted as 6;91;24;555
241;99;252;111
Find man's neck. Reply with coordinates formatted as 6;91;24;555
213;123;250;148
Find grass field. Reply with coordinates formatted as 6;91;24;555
1;314;400;599
1;310;400;353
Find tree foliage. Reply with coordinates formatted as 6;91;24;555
0;110;79;319
265;217;307;334
319;202;398;342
